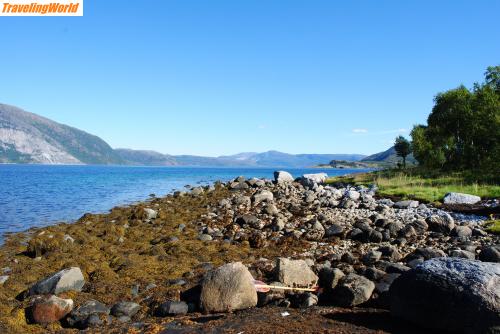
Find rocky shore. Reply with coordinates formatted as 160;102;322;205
0;171;498;333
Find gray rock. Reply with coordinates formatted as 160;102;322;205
449;249;475;260
0;275;8;285
274;171;294;184
275;258;318;287
393;200;419;209
363;250;382;264
235;215;264;229
191;187;204;196
28;267;85;296
451;226;473;238
300;173;328;188
156;301;189;316
252;190;274;204
298;292;318;308
333;273;375;306
67;300;110;329
443;192;481;205
325;224;344;237
345;190;360;201
198;234;213;241
304;221;325;241
390;258;500;334
479;245;500;263
143;208;157;220
200;262;257;313
318;267;345;290
110;301;141;317
426;214;455;233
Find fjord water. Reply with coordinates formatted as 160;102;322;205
0;165;371;237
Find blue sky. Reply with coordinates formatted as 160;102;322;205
1;0;499;156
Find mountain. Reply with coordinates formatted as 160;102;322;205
0;103;367;167
0;104;123;164
114;149;177;166
362;146;416;165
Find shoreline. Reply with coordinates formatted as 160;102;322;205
0;173;498;333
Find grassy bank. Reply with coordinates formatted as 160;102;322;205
326;169;500;203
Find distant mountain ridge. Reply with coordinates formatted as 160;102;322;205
0;103;123;164
0;103;367;167
362;146;416;165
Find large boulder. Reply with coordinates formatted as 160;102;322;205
252;190;274;205
274;171;293;184
200;262;257;313
333;273;375;306
275;258;318;287
300;173;328;188
443;192;481;205
390;258;500;334
28;295;74;324
28;267;85;296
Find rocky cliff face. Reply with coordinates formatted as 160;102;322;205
0;104;123;164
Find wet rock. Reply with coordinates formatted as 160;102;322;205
274;171;293;184
479;245;500;263
28;295;73;324
110;301;141;317
252;190;274;204
156;300;189;316
66;300;110;329
390;258;500;334
28;267;85;296
275;258;318;287
333;273;375;307
443;192;481;205
200;262;257;313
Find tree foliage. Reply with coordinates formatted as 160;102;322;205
394;135;411;168
410;66;500;172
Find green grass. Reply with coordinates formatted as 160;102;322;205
326;169;500;203
484;219;500;235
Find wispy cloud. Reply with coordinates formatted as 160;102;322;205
352;128;368;133
257;124;267;130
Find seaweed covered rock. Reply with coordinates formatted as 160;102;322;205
390;258;500;334
200;262;257;313
28;267;85;296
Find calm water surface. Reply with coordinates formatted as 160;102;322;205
0;165;372;236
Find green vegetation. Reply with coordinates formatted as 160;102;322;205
410;66;499;171
394;136;411;168
484;219;500;235
326;169;500;203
